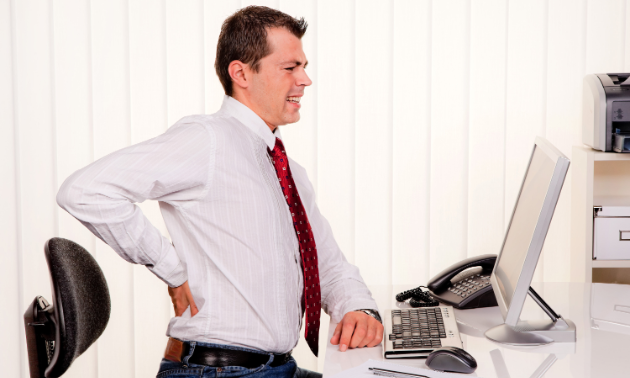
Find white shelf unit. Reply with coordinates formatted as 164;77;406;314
571;146;630;282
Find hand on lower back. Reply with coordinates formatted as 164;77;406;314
168;281;199;317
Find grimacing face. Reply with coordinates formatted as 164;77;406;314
247;27;312;130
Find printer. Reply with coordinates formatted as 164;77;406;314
583;73;630;152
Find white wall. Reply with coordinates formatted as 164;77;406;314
2;0;629;376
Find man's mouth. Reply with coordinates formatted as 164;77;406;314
287;96;301;104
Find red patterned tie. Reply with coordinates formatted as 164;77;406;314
268;138;321;356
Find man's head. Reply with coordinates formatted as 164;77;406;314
215;6;312;131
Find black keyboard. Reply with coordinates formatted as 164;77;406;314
388;308;447;350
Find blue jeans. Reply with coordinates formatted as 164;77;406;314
155;342;321;378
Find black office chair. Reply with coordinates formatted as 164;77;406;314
24;237;111;378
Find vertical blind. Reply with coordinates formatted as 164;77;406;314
1;0;628;376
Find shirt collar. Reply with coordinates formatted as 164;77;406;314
219;95;280;150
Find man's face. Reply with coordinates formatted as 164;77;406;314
247;27;312;129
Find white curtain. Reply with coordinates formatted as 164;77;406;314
1;0;626;376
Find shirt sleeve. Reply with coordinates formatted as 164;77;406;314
56;121;212;287
289;158;379;323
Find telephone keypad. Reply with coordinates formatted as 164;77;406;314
450;274;491;298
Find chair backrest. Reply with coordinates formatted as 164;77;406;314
24;238;111;378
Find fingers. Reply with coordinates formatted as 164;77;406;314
353;318;383;348
367;321;384;347
183;282;199;317
348;316;368;349
167;281;197;317
338;320;357;352
330;322;343;345
167;285;185;317
360;321;376;347
334;312;384;351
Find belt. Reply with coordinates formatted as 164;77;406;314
164;338;292;369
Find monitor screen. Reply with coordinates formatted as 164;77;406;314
486;137;572;344
494;145;558;312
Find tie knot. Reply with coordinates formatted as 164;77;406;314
269;138;286;157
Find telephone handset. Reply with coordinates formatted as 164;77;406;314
426;254;498;310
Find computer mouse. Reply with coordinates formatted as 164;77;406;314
426;346;477;374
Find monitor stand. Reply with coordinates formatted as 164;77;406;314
485;287;577;346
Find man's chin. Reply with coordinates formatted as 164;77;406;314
282;112;300;125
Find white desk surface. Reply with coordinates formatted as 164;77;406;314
322;282;630;378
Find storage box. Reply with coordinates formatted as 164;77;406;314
593;206;630;260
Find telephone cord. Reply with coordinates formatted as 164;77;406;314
395;285;439;307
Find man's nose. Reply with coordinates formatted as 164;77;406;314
298;70;312;87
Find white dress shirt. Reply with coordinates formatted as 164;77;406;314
57;95;378;353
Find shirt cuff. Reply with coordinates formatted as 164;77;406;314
335;299;380;323
148;245;188;288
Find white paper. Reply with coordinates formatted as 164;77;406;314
327;358;482;378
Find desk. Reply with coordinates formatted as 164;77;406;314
322;283;630;378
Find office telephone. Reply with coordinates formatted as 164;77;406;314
387;255;497;359
426;254;498;310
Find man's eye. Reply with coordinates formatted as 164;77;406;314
285;67;295;71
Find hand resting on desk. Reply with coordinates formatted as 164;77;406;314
330;311;384;352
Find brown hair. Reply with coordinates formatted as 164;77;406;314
215;6;308;96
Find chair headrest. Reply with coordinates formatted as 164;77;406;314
44;237;111;377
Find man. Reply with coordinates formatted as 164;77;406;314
57;6;383;378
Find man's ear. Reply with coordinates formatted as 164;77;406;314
229;60;249;90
